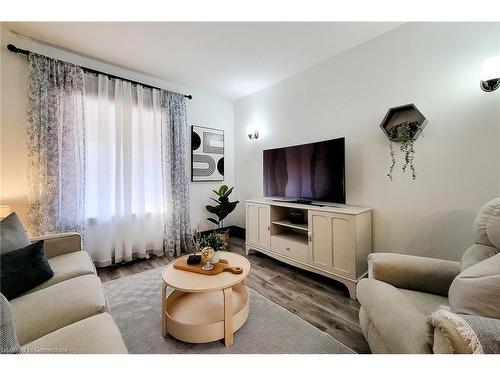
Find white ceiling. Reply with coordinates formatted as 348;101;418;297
5;22;402;100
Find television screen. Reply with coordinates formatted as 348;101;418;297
263;137;345;203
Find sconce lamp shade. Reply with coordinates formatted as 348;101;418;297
0;205;12;219
480;56;500;92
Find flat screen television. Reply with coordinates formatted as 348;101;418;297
263;137;345;204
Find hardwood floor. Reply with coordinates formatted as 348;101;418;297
97;237;370;353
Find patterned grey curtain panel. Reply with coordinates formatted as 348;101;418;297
26;54;86;235
160;91;192;256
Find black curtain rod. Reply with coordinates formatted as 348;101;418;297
7;44;193;100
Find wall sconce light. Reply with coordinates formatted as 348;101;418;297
247;130;259;140
480;55;500;92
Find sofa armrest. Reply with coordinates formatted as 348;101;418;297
368;253;461;297
357;278;431;353
30;232;82;259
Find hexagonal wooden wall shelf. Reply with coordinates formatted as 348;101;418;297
380;103;428;142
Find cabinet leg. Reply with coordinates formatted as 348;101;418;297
245;246;251;256
223;287;233;347
162;282;168;337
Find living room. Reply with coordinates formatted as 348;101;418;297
1;1;500;373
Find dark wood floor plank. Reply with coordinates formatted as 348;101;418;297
96;237;369;353
285;296;370;354
269;275;360;324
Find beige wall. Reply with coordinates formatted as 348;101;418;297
0;24;235;233
0;24;30;224
234;22;500;261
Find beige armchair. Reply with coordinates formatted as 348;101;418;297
357;198;500;354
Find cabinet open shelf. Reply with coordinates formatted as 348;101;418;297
271;219;309;232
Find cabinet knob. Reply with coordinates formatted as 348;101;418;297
308;233;312;242
267;225;270;231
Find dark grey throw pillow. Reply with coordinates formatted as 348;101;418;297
0;240;54;300
0;293;20;354
0;213;31;255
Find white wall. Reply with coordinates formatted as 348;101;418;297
234;22;500;261
0;24;235;233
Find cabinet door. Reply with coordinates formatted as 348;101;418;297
257;204;270;249
246;203;260;245
246;203;270;250
308;210;355;278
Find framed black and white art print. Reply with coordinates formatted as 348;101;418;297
191;125;224;182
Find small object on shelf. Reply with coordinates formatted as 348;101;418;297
187;255;201;265
201;246;215;270
289;209;305;224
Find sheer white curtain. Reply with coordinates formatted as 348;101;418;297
84;74;164;266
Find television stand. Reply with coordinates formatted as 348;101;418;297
244;198;372;299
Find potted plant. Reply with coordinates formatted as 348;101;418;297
198;232;225;263
387;120;421;180
206;185;239;247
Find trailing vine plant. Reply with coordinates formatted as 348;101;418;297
387;120;420;180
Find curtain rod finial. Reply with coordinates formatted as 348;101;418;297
7;44;29;56
185;95;193;100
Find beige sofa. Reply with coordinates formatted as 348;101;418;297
357;198;500;354
10;232;128;354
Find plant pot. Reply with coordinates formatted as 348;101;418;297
212;251;220;264
221;229;230;249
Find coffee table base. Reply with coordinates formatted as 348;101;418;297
163;282;249;347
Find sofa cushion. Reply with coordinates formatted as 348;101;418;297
22;313;127;354
449;252;500;319
27;251;96;294
10;275;106;345
461;243;499;271
357;278;433;353
398;289;449;316
1;293;20;354
472;197;500;249
1;240;54;300
0;212;31;255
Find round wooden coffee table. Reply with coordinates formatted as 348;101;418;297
161;251;251;347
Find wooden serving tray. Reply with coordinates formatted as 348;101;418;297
174;258;243;275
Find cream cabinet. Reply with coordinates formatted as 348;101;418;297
245;202;270;250
245;199;372;299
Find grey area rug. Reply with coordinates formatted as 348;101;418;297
103;267;354;354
